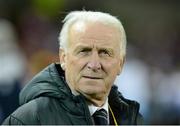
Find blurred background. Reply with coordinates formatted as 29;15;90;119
0;0;180;124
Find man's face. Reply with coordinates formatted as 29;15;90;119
60;21;124;105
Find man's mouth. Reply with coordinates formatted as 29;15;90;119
83;76;102;79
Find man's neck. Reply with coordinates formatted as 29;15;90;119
70;87;107;107
87;98;109;116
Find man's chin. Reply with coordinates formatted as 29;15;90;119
84;94;107;107
79;87;105;96
78;89;107;105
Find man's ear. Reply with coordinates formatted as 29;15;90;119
117;56;125;75
59;48;66;70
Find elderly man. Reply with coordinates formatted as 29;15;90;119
3;11;143;125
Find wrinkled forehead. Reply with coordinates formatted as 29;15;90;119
69;21;121;53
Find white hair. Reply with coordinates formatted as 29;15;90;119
58;10;127;57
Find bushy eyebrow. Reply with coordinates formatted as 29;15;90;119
98;47;113;52
73;44;115;55
98;47;114;56
73;45;92;53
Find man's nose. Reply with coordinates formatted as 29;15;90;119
87;52;101;71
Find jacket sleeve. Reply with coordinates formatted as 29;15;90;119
136;113;144;125
2;115;24;125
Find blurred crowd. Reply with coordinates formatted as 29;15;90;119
0;0;180;124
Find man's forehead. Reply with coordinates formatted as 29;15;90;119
73;42;115;51
70;23;120;43
69;20;121;51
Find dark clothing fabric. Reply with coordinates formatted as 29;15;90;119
93;109;108;125
0;81;21;124
3;63;143;125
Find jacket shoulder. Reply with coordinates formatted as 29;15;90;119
3;96;62;125
2;97;47;125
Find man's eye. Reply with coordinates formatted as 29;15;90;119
80;49;88;52
99;50;110;57
80;49;90;52
78;49;91;55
